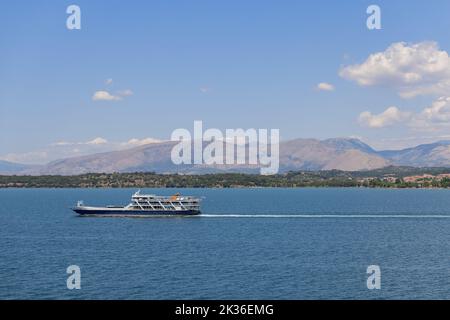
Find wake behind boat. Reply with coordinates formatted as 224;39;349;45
72;190;201;216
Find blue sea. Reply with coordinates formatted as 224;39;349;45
1;188;450;300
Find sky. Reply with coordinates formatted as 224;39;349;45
1;0;450;164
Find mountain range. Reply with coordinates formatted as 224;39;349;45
2;138;450;175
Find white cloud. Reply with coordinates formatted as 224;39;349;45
421;96;450;122
340;41;450;98
410;96;450;131
92;88;133;101
317;82;335;91
51;137;108;146
92;90;122;101
126;138;162;146
359;96;450;131
358;106;411;128
86;137;108;145
52;141;71;146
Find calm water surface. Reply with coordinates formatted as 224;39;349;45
1;188;450;299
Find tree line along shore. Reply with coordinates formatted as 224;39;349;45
1;166;450;188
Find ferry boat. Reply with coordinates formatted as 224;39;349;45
72;190;201;216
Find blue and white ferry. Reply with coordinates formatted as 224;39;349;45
72;190;201;216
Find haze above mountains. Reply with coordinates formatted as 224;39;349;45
1;138;450;175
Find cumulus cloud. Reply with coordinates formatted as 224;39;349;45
358;106;411;128
125;138;162;146
53;137;163;147
86;137;108;145
359;96;450;131
51;137;108;146
92;90;122;101
421;96;450;122
410;96;450;131
92;88;133;101
340;41;450;98
317;82;335;91
52;141;71;146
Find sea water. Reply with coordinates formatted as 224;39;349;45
1;188;450;299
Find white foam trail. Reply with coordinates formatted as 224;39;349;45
198;214;450;218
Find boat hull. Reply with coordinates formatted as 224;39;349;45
73;208;200;217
